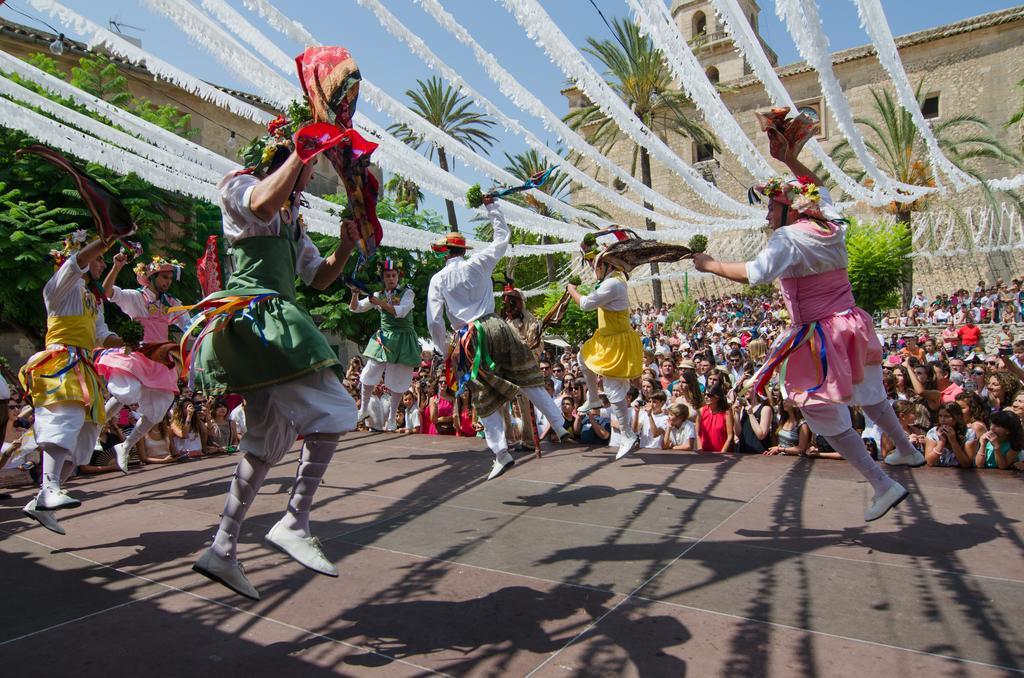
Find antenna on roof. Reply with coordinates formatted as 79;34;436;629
108;17;144;47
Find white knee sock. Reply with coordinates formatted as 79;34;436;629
41;446;70;492
359;382;375;418
610;399;635;440
861;401;920;458
577;351;601;404
122;414;159;452
279;435;339;538
521;386;563;431
211;453;271;563
104;396;122;423
385;394;399;431
480;410;507;457
823;428;897;496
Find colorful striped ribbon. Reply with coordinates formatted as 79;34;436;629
750;321;829;399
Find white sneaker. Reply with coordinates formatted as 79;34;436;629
487;450;516;481
193;548;260;600
265;521;338;577
35;487;81;511
552;424;571;442
884;449;926;467
114;441;130;474
577;399;603;413
23;498;65;535
616;434;640;461
865;483;909;522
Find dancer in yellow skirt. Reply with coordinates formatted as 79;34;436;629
567;231;644;460
19;232;124;533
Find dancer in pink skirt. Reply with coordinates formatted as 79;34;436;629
694;121;925;522
95;254;190;472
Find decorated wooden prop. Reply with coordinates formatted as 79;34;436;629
580;228;708;278
16;145;136;243
195;235;223;297
295;46;383;262
466;167;558;208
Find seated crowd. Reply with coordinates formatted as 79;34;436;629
3;280;1024;487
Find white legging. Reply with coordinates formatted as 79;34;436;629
359;358;415;430
577;350;634;439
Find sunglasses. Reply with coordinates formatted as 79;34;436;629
972;370;986;376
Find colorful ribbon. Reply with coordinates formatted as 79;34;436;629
24;346;105;422
443;320;498;397
750;321;829;399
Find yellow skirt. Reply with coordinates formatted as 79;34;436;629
581;329;644;380
20;346;107;424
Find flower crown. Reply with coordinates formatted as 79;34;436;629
748;175;823;218
377;256;404;277
134;255;184;286
239;100;313;175
49;229;89;267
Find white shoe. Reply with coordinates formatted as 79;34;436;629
193;548;260;600
265;521;338;577
23;498;65;535
552;424;571;442
487;450;516;481
35;487;81;511
616;435;640;461
865;483;909;522
884;449;926;467
577;399;603;413
114;441;130;474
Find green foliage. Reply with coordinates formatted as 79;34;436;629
665;292;699;332
25;53;66;78
741;283;776;298
846;217;912;315
465;184;484;208
384;174;423;210
535;284;597;347
687;234;707;253
0;54;219;341
132;99;195;139
70;55;132;107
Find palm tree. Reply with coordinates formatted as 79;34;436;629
1007;78;1024;150
564;17;718;308
502;148;609;282
384;174;423;211
387;77;498;231
827;81;1022;305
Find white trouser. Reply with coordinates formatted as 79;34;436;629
359;358;415;395
577;350;630;404
240;369;357;464
105;372;176;422
33;402;99;466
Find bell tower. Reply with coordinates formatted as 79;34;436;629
670;0;777;83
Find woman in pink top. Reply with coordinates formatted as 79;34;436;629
694;114;923;522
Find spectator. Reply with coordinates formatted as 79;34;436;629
957;318;982;354
766;401;811;456
207;398;237;453
697;384;732;453
228;397;246;443
170;399;207;458
574;405;610;445
985;371;1020;413
427;381;456;435
882;401;927;457
634;391;668;449
139;418;179;464
977;410;1024;469
924;403;974;468
734;390;773;454
661;404;696;451
400;391;421;434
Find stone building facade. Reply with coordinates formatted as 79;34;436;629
563;4;1024;305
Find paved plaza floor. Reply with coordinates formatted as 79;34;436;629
1;432;1021;676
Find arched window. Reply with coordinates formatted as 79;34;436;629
705;66;720;85
693;11;707;38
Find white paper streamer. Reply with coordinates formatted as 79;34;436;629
775;0;933;202
23;0;274;124
199;0;620;232
141;0;297;109
626;0;774;181
410;0;763;229
500;0;760;216
851;0;976;192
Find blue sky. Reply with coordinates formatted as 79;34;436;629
2;0;1017;227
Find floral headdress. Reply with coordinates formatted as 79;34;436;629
49;229;89;268
377;256;404;277
747;175;827;221
579;228;633;272
134;255;184;288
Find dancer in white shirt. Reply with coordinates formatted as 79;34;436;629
426;198;569;480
